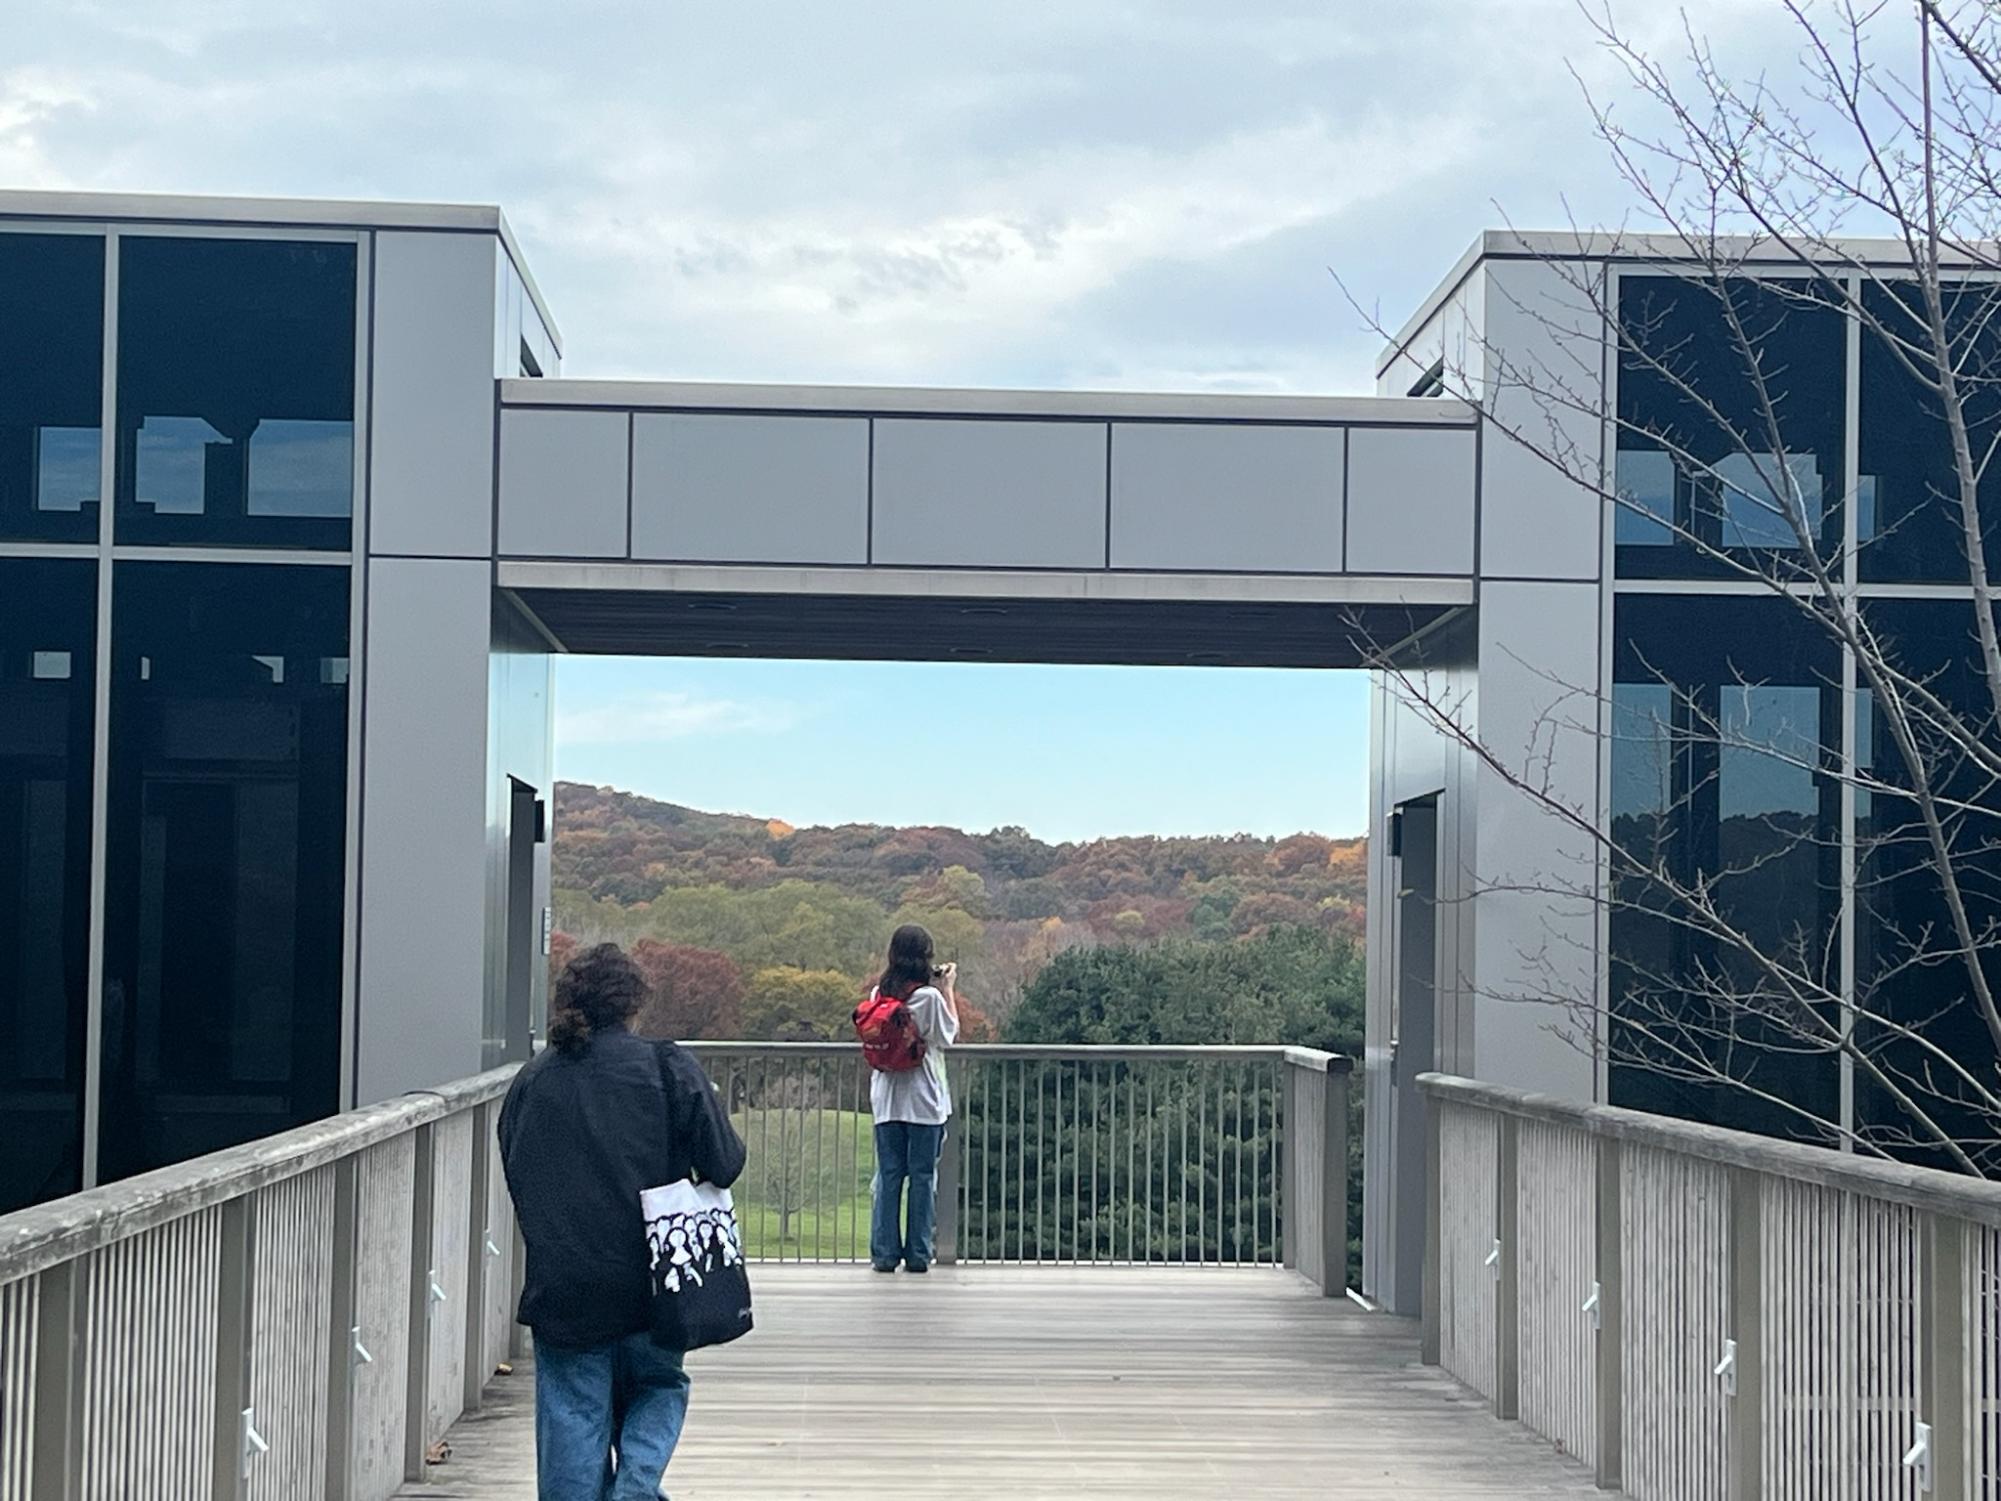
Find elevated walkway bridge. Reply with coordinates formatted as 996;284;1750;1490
3;1046;1997;1498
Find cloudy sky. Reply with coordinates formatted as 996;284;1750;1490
2;0;1802;838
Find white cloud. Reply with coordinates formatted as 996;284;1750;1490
0;0;1821;393
557;690;802;747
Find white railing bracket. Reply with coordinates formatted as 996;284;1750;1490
1903;1421;1933;1492
1713;1338;1738;1398
1581;1281;1600;1331
240;1407;269;1479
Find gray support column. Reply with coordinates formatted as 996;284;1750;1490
403;1122;437;1482
937;1066;962;1267
1924;1214;1967;1500
462;1103;493;1414
30;1261;84;1501
1727;1169;1763;1501
1281;1064;1299;1272
509;1220;528;1361
323;1156;360;1501
210;1195;258;1501
1421;1102;1442;1365
1321;1061;1351;1297
1594;1138;1623;1492
1494;1115;1520;1421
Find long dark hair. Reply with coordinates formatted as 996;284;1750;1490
877;923;936;1002
547;942;648;1054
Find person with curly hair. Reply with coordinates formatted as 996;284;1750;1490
500;942;744;1501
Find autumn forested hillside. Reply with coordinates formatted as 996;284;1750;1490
550;781;1367;1039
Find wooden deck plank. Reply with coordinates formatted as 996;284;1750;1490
403;1267;1606;1498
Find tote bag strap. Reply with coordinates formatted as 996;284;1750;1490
652;1040;701;1186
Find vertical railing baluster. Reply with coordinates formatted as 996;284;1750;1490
1053;1064;1065;1262
1072;1062;1083;1265
1144;1072;1160;1272
32;1257;84;1501
1494;1114;1520;1422
1168;1072;1184;1272
1017;1062;1028;1265
462;1103;492;1417
1036;1060;1046;1262
1123;1064;1134;1266
1198;1077;1208;1266
812;1058;825;1264
1224;1072;1240;1272
1924;1213;1967;1501
323;1154;360;1501
401;1122;436;1484
1727;1168;1764;1501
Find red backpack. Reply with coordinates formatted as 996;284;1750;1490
853;987;927;1072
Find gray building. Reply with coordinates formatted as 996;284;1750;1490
2;194;1990;1317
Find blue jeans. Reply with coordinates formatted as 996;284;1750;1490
534;1331;689;1501
872;1120;945;1270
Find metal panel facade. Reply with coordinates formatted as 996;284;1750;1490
1109;422;1345;573
871;417;1108;569
630;412;869;564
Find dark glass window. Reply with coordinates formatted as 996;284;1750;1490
1615;276;1846;578
1607;595;1843;1140
99;562;349;1183
0;235;104;542
115;238;355;549
1854;599;2001;1172
0;559;96;1211
1857;281;2001;583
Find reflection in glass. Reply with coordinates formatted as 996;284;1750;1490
99;563;349;1185
1613;451;1675;545
1611;683;1675;819
1714;452;1822;551
1607;595;1840;1142
1857;281;2001;582
37;427;101;514
0;560;96;1212
1615;275;1844;577
134;415;225;515
0;235;104;542
248;420;355;517
1853;601;2001;1172
116;236;355;548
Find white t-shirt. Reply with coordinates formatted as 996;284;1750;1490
869;985;960;1126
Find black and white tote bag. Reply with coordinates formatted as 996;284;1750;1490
641;1177;753;1350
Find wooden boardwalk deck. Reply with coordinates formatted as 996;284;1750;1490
401;1267;1605;1498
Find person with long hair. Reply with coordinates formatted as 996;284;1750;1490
866;923;961;1274
499;942;745;1501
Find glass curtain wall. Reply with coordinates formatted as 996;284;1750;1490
0;226;358;1204
1610;268;2001;1167
0;560;98;1212
98;563;349;1180
0;235;104;541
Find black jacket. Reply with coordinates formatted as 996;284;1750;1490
498;1029;745;1349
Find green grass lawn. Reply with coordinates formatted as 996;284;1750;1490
730;1106;875;1261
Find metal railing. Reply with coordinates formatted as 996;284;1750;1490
684;1043;1352;1288
0;1043;1352;1501
0;1066;521;1501
1419;1072;2001;1499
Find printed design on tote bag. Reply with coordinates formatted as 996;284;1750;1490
646;1203;745;1294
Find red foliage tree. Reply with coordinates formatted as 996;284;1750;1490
954;993;997;1043
630;939;746;1041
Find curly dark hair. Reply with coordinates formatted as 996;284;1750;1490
547;942;648;1055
